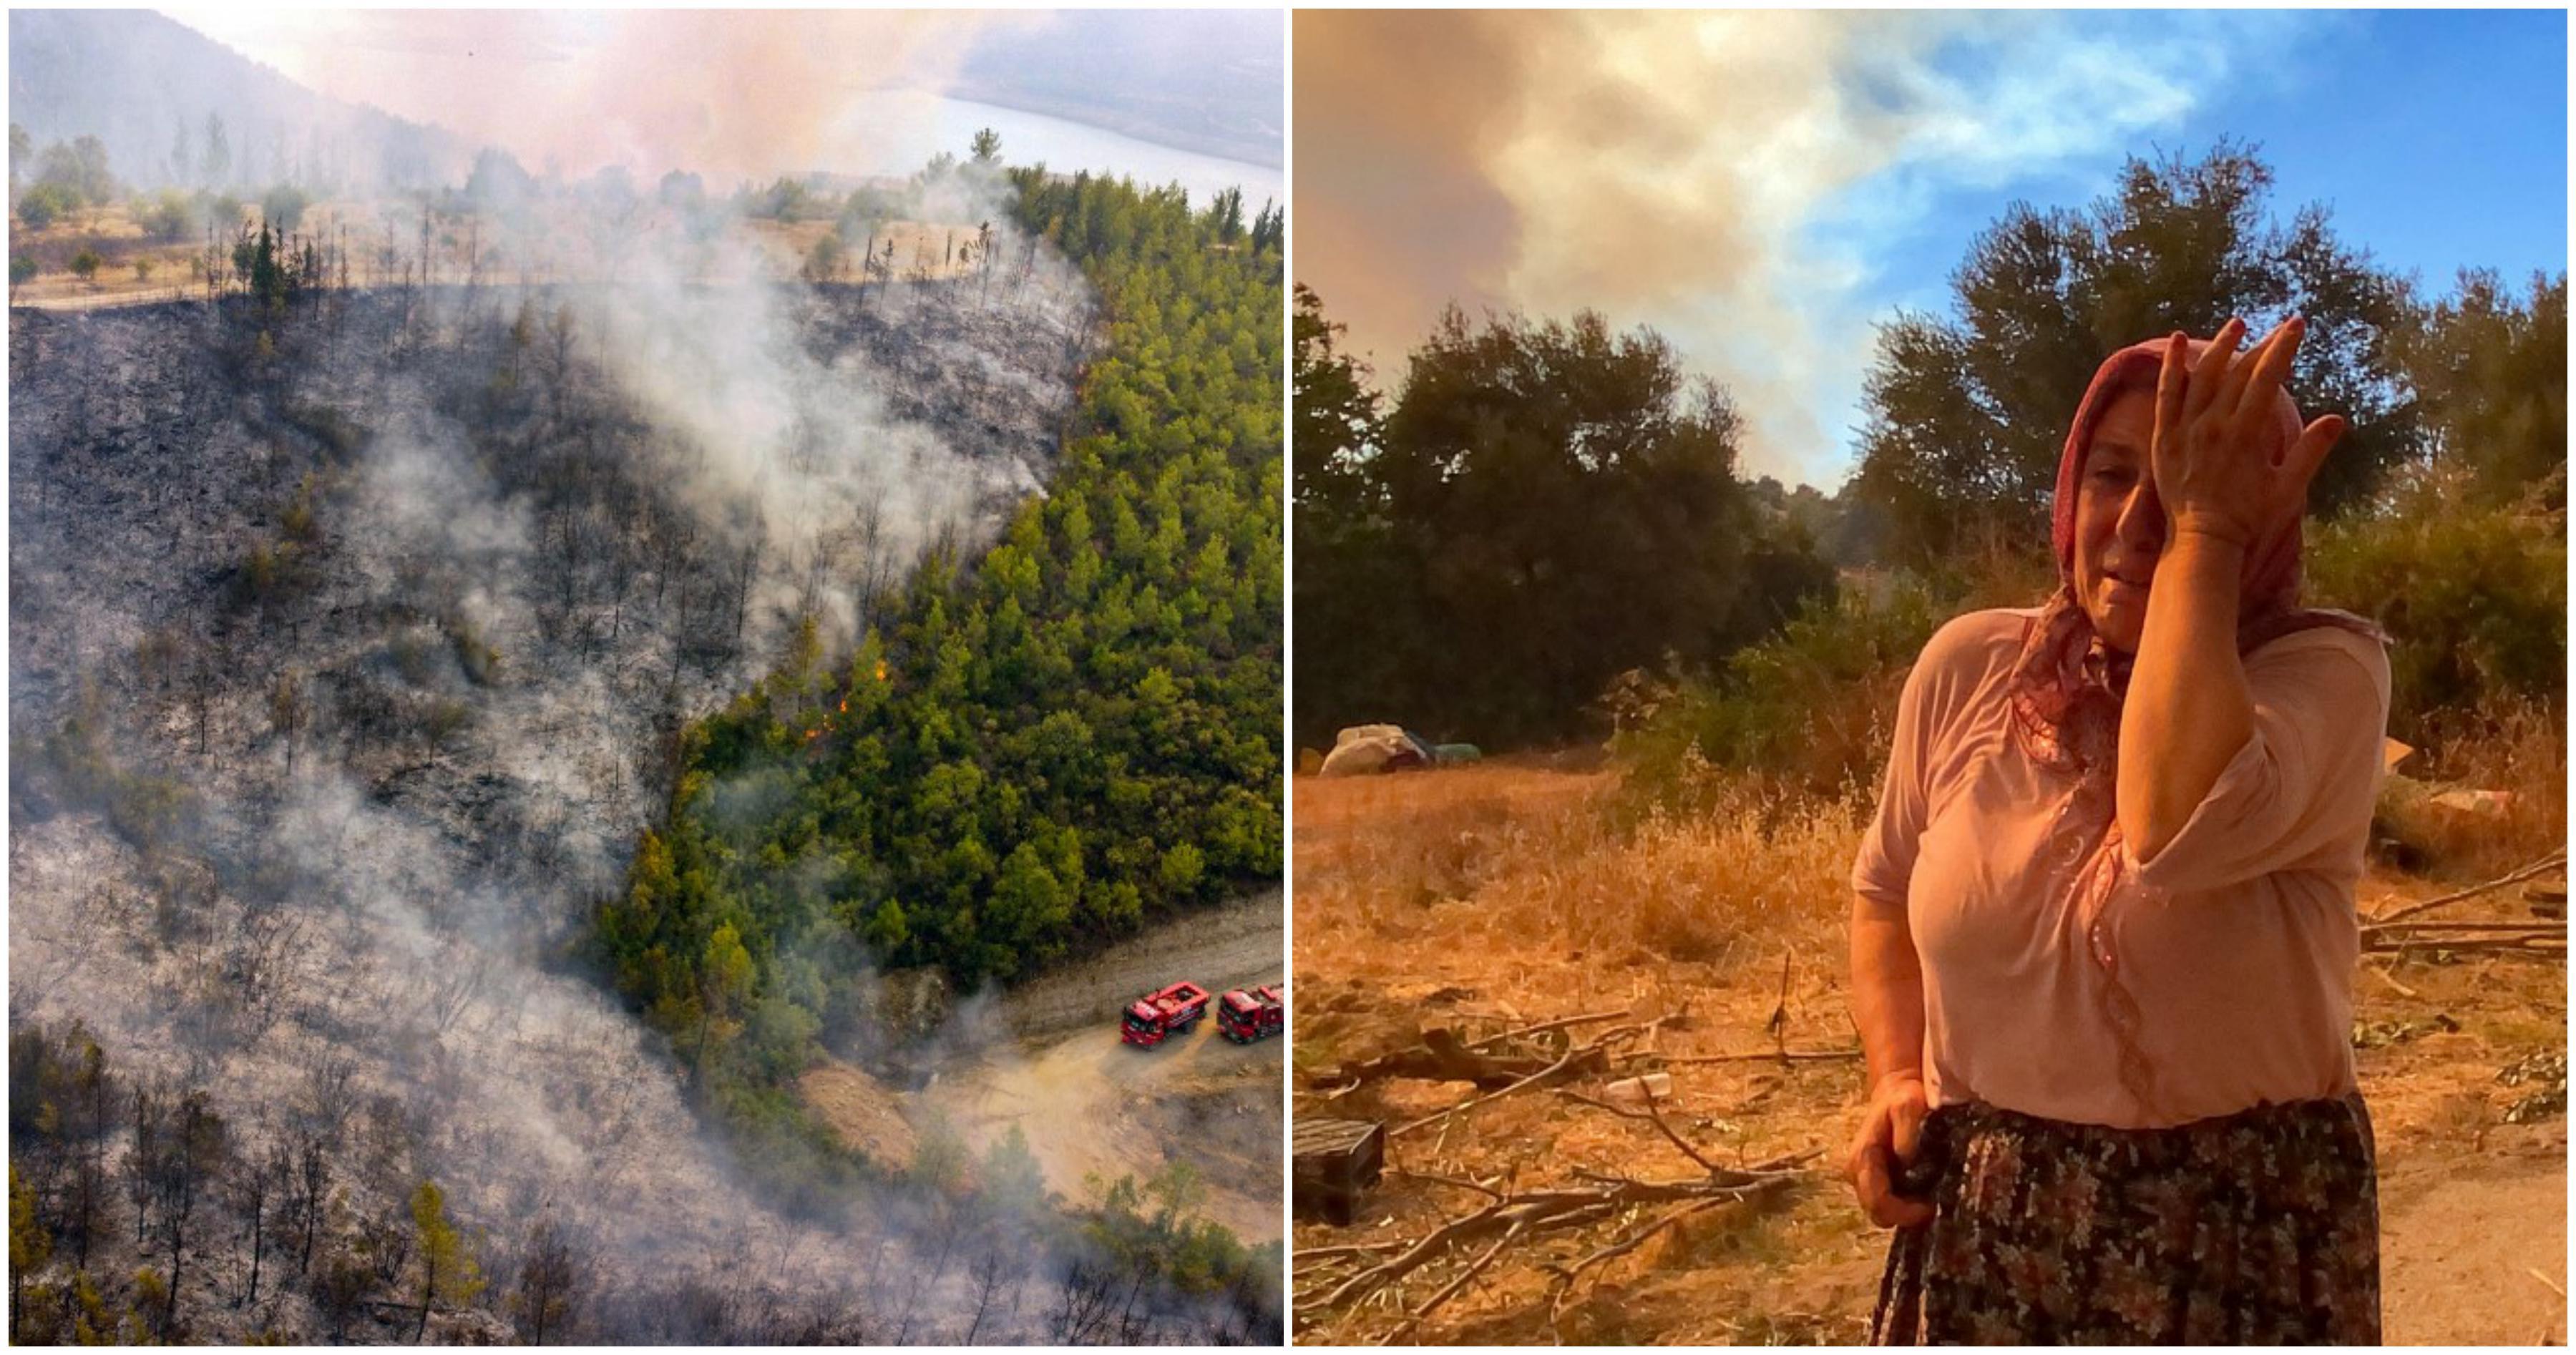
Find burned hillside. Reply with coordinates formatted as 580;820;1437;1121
3;261;1206;1341
11;271;1085;918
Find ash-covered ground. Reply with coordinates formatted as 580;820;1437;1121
1;257;1277;1341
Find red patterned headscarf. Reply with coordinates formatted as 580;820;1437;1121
2009;334;2384;775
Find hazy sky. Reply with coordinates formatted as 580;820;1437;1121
1297;9;2569;488
152;8;1274;188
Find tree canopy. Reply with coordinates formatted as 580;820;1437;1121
1292;290;1832;749
1845;142;2423;567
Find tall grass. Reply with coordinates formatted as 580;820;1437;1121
1296;767;1861;984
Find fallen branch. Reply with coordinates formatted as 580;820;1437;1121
2368;851;2567;927
1296;1241;1404;1261
1558;1083;1726;1178
1462;1008;1630;1053
1390;1031;1623;1140
1543;1197;1729;1325
2364;920;2570;934
1385;1167;1505;1200
1652;1047;1863;1066
1380;1221;1526;1344
2363;933;2565;956
1325;1032;1558;1090
1304;1173;1796;1316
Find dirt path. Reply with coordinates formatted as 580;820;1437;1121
2380;1138;2567;1345
929;886;1284;1241
924;1007;1282;1242
804;887;1285;1241
993;887;1284;1038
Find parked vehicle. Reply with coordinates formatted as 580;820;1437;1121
1216;984;1284;1043
1120;980;1211;1047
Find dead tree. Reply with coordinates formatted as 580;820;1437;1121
509;1217;586;1345
229;1140;289;1306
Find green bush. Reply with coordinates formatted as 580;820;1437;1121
140;189;193;243
2306;481;2566;740
446;618;502;687
15;182;74;230
1616;574;1946;804
260;183;308;233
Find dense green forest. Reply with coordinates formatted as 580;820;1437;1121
594;169;1283;1102
1295;144;2566;781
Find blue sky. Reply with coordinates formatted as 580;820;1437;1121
1859;9;2567;321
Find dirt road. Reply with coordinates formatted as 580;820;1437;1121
991;887;1284;1039
2381;1136;2567;1345
804;888;1285;1241
924;999;1282;1242
925;887;1284;1241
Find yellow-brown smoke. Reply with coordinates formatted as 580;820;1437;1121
162;9;1047;183
1297;9;1953;479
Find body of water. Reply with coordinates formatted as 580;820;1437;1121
829;90;1282;213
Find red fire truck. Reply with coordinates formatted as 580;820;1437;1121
1216;985;1284;1044
1120;981;1211;1047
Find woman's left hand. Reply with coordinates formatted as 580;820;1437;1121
2150;316;2347;548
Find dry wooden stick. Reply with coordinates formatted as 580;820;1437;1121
1296;1241;1404;1261
1557;1083;1725;1178
1544;1197;1729;1323
1391;1030;1624;1139
2369;851;2567;926
2366;920;2570;934
2364;934;2565;955
1654;1048;1863;1066
1462;1008;1629;1053
1379;1220;1526;1344
1385;1167;1505;1200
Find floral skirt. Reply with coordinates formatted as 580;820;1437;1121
1870;1095;2380;1345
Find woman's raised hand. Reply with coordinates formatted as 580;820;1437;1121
2150;317;2347;549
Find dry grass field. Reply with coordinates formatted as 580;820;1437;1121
1292;755;2567;1345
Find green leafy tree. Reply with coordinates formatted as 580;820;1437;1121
2389;268;2567;509
15;182;72;230
408;1180;485;1341
260;182;308;233
201;113;230;187
693;921;755;1086
596;162;1282;1173
1204;187;1244;244
1295;295;1820;748
34;136;114;207
969;127;1002;164
1848;141;2420;567
11;1166;50;1341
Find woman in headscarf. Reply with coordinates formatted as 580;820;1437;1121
1844;318;2391;1344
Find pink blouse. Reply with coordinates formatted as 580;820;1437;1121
1852;607;2391;1129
